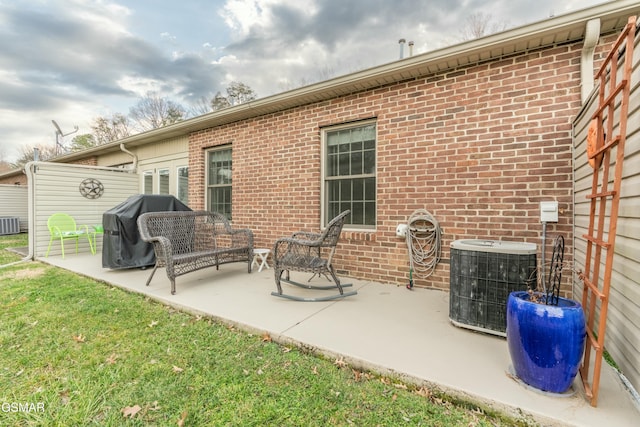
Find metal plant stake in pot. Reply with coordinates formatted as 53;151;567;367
506;236;587;394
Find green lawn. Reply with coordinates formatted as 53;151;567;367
0;234;532;426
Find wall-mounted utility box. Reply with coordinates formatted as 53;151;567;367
540;201;558;223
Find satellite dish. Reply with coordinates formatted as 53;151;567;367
52;119;63;136
51;119;79;156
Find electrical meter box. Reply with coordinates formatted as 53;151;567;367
540;201;558;223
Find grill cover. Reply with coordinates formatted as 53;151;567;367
102;194;191;269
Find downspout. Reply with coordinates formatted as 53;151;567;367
581;18;601;103
120;143;138;172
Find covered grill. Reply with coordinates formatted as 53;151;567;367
102;194;191;269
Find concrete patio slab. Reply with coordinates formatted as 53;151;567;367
39;252;639;426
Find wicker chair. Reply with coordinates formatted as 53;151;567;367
272;210;357;301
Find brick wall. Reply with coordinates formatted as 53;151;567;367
188;36;616;296
0;174;26;185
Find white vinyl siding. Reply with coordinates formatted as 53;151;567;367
29;163;139;257
572;31;640;394
0;184;28;231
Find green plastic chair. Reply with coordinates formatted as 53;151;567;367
45;213;92;258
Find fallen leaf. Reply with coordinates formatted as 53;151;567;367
393;383;408;390
73;334;86;343
312;366;319;375
148;401;161;411
121;405;141;418
352;369;362;382
334;357;347;369
172;365;184;373
282;346;291;353
177;410;187;427
261;332;272;342
415;386;431;398
148;320;159;328
106;353;118;365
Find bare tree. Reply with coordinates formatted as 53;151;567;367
211;82;257;111
90;113;132;145
11;143;58;168
460;13;509;41
188;96;213;117
0;160;11;172
129;91;186;131
278;65;337;92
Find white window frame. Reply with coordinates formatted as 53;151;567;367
142;170;153;194
321;120;377;229
157;168;170;195
206;147;233;220
176;165;189;205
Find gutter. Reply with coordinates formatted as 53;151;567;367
581;18;601;103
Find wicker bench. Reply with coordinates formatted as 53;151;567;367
137;211;254;294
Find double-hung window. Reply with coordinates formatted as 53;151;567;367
207;148;232;220
323;121;376;228
177;166;189;205
158;168;170;194
143;171;153;194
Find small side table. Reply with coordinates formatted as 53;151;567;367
252;248;271;272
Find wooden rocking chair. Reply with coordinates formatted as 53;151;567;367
272;210;357;301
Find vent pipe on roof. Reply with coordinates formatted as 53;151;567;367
399;38;406;59
581;18;601;102
408;41;414;57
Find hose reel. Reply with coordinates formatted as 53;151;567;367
405;209;442;289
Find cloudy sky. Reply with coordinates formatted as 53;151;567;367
0;0;609;163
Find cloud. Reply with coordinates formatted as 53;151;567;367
0;0;228;161
0;0;609;162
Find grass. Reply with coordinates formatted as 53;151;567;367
0;234;530;426
0;233;28;265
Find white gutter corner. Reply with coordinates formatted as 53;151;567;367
581;18;601;103
119;143;138;172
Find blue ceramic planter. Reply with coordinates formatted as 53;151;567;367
506;291;586;393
